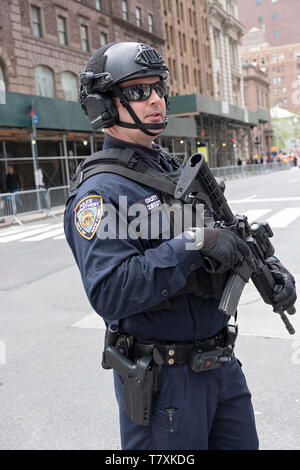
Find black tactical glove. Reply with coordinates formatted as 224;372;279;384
201;227;252;274
266;256;297;311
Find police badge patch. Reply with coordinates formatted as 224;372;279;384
74;195;103;240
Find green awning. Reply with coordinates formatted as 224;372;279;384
0;92;93;131
169;94;269;125
0;91;198;137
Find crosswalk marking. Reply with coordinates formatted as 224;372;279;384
53;234;66;240
0;223;63;243
242;209;272;222
1;205;300;243
265;208;300;228
0;223;50;238
71;312;106;329
229;197;300;203
21;227;65;241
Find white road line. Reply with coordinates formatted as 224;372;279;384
21;227;64;241
71;312;106;329
53;234;66;240
0;223;50;238
0;223;63;243
229;197;300;203
266;208;300;228
243;209;272;222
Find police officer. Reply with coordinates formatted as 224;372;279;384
64;42;296;450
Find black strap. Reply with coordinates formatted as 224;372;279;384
76;164;177;196
71;147;178;196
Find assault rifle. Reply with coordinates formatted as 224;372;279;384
174;153;296;335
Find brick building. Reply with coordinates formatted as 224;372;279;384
164;0;270;167
243;63;273;158
241;28;300;113
1;0;194;189
162;0;213;98
237;0;300;47
0;0;273;190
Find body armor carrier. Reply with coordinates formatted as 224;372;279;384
69;147;228;310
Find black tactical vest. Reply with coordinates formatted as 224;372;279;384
69;147;228;309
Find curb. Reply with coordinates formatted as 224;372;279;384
0;206;65;228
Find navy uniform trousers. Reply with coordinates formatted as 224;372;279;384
114;357;259;450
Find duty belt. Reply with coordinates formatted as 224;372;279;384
114;324;238;373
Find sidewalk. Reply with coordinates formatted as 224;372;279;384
0;206;65;229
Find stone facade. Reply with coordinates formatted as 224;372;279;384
208;0;245;107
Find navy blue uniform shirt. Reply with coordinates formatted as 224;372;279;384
64;135;228;342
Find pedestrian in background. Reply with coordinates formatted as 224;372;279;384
6;164;23;193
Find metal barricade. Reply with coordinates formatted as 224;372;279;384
211;161;291;180
14;189;49;214
0;189;49;224
0;161;294;226
0;193;14;220
47;186;70;209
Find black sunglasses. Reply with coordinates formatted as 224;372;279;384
119;80;168;102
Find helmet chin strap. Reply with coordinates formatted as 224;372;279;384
112;86;168;137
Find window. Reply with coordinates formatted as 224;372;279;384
273;13;278;20
297;74;300;80
296;52;300;59
282;87;287;94
271;0;278;3
178;32;182;54
172;59;176;80
136;7;141;27
170;25;173;44
148;14;153;33
61;72;77;101
31;5;42;37
258;16;263;22
34;65;55;98
95;0;102;10
297;64;300;70
122;1;128;20
57;16;68;45
189;8;192;26
185;65;189;83
100;32;107;47
165;23;169;43
80;25;89;52
256;0;262;4
274;31;280;38
0;64;6;104
213;28;220;59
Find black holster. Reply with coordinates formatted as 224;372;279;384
102;327;160;426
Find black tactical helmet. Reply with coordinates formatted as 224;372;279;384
80;42;169;136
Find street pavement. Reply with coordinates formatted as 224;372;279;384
0;166;299;450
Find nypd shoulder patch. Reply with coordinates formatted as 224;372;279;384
74;195;103;240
